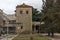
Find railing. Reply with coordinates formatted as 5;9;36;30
4;24;16;27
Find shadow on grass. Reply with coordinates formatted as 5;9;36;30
12;34;51;40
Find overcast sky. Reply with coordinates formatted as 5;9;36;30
0;0;43;14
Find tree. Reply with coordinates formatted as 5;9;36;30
32;8;40;21
32;8;45;33
41;0;60;37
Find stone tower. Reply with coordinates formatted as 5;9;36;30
16;3;32;33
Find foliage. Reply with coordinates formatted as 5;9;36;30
32;8;41;21
41;0;60;33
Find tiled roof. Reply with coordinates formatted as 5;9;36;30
7;14;16;20
3;14;16;20
16;3;32;8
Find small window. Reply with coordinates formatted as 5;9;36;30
20;11;23;14
26;11;28;14
21;26;23;29
3;20;5;24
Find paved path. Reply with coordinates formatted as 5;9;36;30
41;33;60;40
1;33;60;40
52;35;60;40
0;34;17;40
50;33;60;40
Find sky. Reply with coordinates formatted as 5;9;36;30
0;0;43;14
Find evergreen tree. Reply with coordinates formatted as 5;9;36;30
41;0;60;37
32;8;40;21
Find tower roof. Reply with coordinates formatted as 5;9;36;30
16;3;32;8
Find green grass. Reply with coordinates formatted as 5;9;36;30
12;34;51;40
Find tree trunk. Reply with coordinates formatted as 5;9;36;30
51;32;54;37
48;32;50;36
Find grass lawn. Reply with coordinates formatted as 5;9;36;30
12;34;51;40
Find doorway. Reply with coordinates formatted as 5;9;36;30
32;25;40;33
